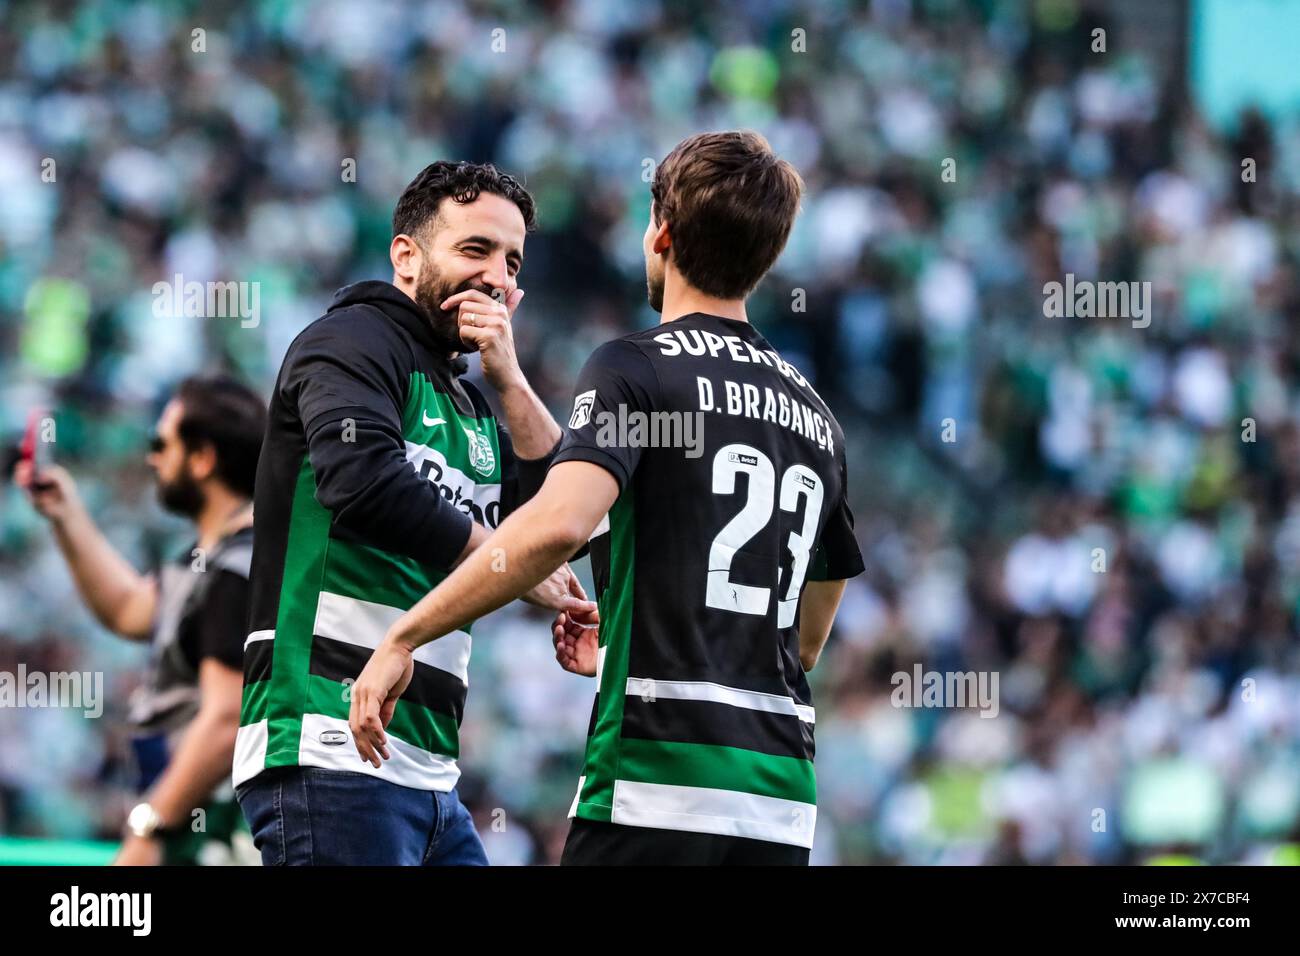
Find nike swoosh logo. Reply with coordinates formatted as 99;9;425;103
422;413;446;427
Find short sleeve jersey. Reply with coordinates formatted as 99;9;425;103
552;313;864;848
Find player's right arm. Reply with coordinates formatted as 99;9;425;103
15;462;155;640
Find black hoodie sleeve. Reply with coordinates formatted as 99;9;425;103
282;307;473;570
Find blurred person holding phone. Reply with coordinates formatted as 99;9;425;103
15;375;266;865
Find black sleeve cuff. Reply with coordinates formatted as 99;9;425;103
515;436;562;502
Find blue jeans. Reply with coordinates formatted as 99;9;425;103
236;767;488;866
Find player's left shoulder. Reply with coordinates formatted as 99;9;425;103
580;334;664;390
597;327;662;360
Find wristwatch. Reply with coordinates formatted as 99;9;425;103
126;802;164;839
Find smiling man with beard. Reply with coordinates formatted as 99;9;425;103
17;375;266;865
233;161;592;866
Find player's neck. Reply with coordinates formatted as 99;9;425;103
195;486;252;550
659;276;748;325
660;297;748;324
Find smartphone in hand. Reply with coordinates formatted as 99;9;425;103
18;410;55;491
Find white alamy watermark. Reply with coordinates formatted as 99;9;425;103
890;664;999;718
152;274;260;328
1043;273;1151;329
0;665;103;718
50;886;151;936
570;395;705;460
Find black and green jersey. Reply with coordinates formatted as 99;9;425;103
552;314;864;848
234;281;547;791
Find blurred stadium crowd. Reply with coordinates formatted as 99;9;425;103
2;0;1299;864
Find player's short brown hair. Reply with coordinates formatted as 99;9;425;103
650;131;804;299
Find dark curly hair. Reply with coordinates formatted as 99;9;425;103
392;161;537;240
174;375;266;498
